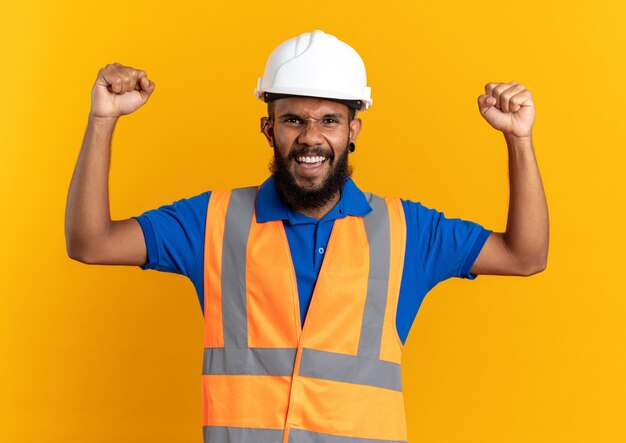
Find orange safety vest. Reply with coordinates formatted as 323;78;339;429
202;186;408;443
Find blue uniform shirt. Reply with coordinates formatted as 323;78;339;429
134;176;492;345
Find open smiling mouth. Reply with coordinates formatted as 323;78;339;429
295;155;328;168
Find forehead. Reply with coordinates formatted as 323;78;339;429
273;96;349;118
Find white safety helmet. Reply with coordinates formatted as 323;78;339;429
255;30;372;111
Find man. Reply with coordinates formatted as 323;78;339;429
65;30;548;443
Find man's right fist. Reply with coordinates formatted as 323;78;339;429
90;62;155;119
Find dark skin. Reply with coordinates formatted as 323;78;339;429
260;96;362;219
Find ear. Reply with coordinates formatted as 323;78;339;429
349;117;362;143
260;116;274;146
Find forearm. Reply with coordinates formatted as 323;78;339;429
503;133;549;271
65;114;119;259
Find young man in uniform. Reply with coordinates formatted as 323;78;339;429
66;30;548;443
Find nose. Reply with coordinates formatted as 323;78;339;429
297;120;325;146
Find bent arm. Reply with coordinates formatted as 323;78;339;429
471;134;549;276
64;115;147;265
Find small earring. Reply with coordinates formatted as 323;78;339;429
348;142;356;153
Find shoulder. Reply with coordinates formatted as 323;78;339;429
398;197;457;227
152;190;211;210
136;190;212;228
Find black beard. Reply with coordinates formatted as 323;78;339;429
269;143;353;211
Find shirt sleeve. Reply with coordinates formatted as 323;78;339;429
401;199;492;292
132;191;211;277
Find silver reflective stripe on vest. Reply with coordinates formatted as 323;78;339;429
221;186;258;348
203;347;297;376
204;425;283;443
358;194;391;360
297;347;402;391
288;428;407;443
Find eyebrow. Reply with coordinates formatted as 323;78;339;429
278;112;345;120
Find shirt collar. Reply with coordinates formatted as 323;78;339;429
256;176;372;225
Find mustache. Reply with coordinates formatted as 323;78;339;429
288;146;334;161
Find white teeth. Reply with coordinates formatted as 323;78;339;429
297;156;326;164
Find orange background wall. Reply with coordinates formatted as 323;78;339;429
1;1;625;441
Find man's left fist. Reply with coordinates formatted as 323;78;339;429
478;81;535;139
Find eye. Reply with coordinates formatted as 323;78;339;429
283;117;302;124
322;118;339;124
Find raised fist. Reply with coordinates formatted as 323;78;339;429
90;62;155;118
477;81;535;139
